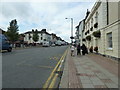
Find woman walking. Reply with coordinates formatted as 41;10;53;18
70;45;75;56
77;44;81;55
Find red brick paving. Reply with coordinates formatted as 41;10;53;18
67;51;82;88
60;48;118;88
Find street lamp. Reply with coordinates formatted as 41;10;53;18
65;18;73;44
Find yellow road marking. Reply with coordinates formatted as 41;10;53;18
42;49;67;88
48;74;58;88
17;63;54;69
48;49;68;88
49;56;59;61
37;65;53;69
42;48;68;88
42;56;64;88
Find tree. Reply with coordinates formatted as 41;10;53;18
32;29;39;43
6;19;19;44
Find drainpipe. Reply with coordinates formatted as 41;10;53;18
103;0;108;56
106;0;109;25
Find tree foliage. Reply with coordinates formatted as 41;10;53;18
32;29;39;42
93;30;101;38
6;19;19;43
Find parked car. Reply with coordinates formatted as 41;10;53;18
0;34;12;52
42;41;50;47
51;44;55;47
55;40;62;46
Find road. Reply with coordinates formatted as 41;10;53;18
2;46;68;88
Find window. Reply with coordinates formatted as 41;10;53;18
91;18;93;27
41;37;43;40
44;39;46;41
86;25;87;30
88;22;90;29
95;12;98;23
28;34;31;40
107;32;112;49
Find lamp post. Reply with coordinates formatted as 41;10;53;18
65;18;73;44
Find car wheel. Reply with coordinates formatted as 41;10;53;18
8;48;12;52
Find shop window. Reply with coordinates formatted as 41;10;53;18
107;32;112;49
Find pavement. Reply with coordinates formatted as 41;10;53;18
59;47;119;89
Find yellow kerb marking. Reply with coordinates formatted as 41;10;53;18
42;48;68;88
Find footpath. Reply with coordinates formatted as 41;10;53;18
59;47;119;89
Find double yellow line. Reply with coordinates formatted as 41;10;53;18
43;48;68;88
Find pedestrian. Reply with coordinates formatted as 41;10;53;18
70;45;75;56
77;44;81;55
81;44;88;55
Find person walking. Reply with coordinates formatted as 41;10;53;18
70;45;75;56
77;44;81;55
81;44;88;55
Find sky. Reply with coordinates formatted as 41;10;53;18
0;0;96;42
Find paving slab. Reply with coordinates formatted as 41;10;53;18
59;48;118;89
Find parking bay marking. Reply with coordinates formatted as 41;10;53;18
49;56;60;61
17;63;54;69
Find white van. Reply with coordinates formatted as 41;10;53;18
42;41;50;47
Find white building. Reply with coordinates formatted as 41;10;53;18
75;19;85;46
83;0;120;60
24;29;65;46
24;29;52;45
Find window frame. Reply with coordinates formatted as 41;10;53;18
107;32;113;50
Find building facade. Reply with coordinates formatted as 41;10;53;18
24;29;52;45
75;20;86;46
83;1;120;60
24;29;65;46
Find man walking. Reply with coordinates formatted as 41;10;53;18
81;44;88;55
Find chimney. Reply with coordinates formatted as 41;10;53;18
41;29;46;32
87;9;90;16
85;9;90;19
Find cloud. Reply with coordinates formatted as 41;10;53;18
0;1;95;42
1;2;32;19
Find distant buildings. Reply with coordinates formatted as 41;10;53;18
24;29;67;45
75;1;120;60
1;27;67;47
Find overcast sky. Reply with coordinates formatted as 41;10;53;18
0;0;95;42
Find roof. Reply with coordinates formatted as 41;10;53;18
0;28;6;34
24;29;50;35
